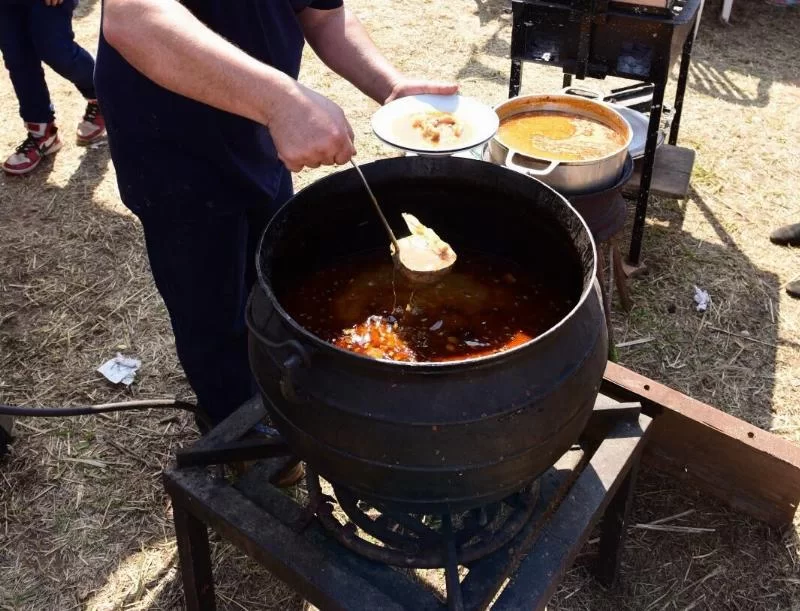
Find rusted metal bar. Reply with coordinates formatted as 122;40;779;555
603;362;800;527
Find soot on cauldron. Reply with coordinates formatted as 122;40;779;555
280;251;578;363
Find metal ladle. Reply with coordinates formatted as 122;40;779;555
349;159;457;284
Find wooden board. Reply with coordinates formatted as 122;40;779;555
602;362;800;527
623;144;695;199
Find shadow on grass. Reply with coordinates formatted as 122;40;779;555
686;0;799;107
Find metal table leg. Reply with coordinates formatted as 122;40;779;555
668;16;699;145
509;60;524;98
594;460;641;588
627;82;666;266
173;503;216;610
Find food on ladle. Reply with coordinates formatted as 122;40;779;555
394;213;457;274
410;111;464;146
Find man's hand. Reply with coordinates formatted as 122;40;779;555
268;82;356;172
385;79;459;105
44;0;65;5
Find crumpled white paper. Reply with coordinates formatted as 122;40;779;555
693;286;711;312
97;353;141;386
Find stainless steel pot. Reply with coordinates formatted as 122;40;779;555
488;94;633;195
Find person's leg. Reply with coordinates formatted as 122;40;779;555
30;0;95;99
0;3;54;124
139;205;257;425
30;0;105;143
0;4;61;175
131;168;288;426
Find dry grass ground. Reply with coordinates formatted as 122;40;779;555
1;0;799;609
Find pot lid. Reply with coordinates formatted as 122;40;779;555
613;105;665;159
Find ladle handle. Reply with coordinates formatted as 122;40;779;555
349;159;401;254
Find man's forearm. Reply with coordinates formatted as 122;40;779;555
102;0;299;126
300;7;402;105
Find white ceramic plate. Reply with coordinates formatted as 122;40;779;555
371;94;499;156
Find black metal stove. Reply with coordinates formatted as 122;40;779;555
508;0;702;265
164;395;651;610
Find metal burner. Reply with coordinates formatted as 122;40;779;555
306;472;540;569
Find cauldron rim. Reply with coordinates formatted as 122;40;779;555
255;156;598;370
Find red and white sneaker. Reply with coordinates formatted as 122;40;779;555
76;100;106;145
2;122;62;175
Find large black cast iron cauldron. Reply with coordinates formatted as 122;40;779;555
247;156;607;512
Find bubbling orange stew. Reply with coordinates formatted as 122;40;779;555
279;250;578;363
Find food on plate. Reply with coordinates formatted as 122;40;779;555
497;111;626;162
410;111;464;145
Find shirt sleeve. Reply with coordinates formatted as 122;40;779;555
309;0;344;8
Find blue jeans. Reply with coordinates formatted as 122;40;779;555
121;162;294;425
0;0;96;124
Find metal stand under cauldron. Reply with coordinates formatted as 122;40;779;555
164;396;651;610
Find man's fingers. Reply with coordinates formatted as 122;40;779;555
386;80;461;104
333;148;353;166
281;158;304;173
425;81;459;95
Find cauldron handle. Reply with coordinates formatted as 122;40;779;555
245;293;311;403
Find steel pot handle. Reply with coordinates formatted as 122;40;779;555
504;149;559;178
245;293;311;403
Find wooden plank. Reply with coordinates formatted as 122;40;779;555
602;361;800;527
493;415;652;610
164;468;440;611
623;144;695;199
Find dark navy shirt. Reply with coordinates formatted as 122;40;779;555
95;0;343;213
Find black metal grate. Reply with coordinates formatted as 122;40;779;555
306;471;540;569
